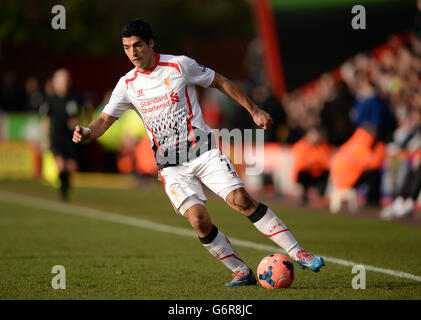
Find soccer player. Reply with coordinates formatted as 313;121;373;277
72;19;324;286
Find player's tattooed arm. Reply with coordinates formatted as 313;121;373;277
210;73;273;130
72;112;118;143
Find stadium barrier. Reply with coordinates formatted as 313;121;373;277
0;141;41;179
1;112;420;208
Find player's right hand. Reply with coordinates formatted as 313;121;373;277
252;108;273;130
72;125;85;143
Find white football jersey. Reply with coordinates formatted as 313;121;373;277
103;53;217;169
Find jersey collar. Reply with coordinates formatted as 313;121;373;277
137;53;160;75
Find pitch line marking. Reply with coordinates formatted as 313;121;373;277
1;190;421;283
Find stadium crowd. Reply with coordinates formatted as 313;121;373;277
1;28;421;220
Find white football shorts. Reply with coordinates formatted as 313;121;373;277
158;148;244;215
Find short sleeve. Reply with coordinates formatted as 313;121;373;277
178;56;215;88
102;77;131;118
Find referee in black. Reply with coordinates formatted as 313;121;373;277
41;68;84;200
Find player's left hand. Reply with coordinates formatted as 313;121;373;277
252;108;273;130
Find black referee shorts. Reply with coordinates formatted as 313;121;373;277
51;138;80;160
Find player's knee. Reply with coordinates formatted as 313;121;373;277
226;188;258;214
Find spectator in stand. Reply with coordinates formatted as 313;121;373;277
23;76;44;112
320;79;355;146
0;71;24;112
282;91;308;143
251;85;287;142
330;68;395;210
291;126;334;207
44;77;55;98
389;100;421;154
269;29;421;215
381;152;421;220
135;136;158;177
116;135;138;174
381;104;421;220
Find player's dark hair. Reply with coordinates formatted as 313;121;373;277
120;18;154;43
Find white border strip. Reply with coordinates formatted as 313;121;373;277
1;190;420;282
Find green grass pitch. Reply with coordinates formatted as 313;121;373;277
0;179;420;300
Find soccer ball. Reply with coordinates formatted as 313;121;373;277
257;253;295;289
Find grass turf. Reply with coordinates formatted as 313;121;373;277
0;179;420;299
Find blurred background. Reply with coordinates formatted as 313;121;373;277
1;0;420;222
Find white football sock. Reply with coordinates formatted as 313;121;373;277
249;204;303;261
199;225;250;274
